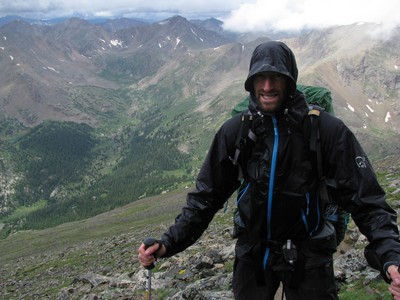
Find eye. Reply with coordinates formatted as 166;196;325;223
270;73;283;80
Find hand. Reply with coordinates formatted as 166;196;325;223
137;241;166;268
388;265;400;299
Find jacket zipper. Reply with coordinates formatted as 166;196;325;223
263;115;279;269
310;193;321;237
237;182;250;205
301;192;310;233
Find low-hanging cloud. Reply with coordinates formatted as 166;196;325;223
221;0;400;32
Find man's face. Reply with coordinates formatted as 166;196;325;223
253;72;288;113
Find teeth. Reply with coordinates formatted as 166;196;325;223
261;94;276;98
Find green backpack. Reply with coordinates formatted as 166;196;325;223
230;85;350;246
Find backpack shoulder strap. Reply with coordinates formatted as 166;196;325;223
307;106;351;245
306;106;330;206
230;112;257;180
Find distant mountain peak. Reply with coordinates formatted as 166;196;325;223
156;15;190;28
59;17;91;28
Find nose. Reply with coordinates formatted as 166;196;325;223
259;76;274;90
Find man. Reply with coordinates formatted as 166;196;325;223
138;41;400;299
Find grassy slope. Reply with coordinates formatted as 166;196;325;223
0;188;188;264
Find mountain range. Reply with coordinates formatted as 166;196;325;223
0;15;399;235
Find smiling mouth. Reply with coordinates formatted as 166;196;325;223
259;92;278;101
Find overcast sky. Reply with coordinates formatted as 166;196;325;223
0;0;399;33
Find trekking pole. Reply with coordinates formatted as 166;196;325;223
143;237;157;300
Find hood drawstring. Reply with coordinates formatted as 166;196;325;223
284;108;300;126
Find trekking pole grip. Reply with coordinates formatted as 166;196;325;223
143;237;157;270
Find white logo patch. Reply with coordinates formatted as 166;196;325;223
355;156;367;168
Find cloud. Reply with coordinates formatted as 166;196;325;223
221;0;400;32
0;0;247;20
1;0;399;34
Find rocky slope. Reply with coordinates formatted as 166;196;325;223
1;156;399;299
0;210;395;300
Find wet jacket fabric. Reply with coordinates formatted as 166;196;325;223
160;41;400;278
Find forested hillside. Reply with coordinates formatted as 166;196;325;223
0;17;398;237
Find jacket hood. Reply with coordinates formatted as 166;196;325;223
244;41;298;94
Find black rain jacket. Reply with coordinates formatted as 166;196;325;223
160;41;400;279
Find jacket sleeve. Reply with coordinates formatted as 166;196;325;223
320;112;400;280
160;116;241;257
